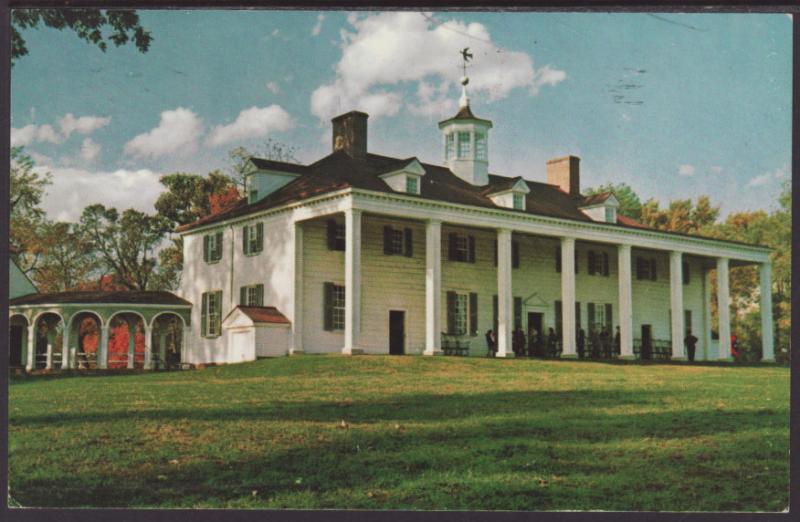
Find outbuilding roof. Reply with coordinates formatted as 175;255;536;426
229;306;290;325
9;291;191;307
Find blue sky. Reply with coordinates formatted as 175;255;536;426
11;10;792;222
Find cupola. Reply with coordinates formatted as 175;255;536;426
438;73;493;186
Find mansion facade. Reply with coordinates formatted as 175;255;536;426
177;95;774;364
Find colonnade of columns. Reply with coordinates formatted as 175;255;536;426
338;209;774;362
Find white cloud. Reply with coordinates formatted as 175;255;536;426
206;105;294;147
310;12;566;122
747;164;789;187
80;138;101;162
312;14;325;36
266;81;281;95
37;166;163;222
123;107;203;158
746;173;772;187
710;165;724;173
11;123;62;146
678;164;695;177
58;113;111;139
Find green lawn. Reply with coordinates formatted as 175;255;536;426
8;355;789;511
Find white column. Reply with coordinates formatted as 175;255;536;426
617;244;634;358
669;251;685;360
159;330;167;369
560;237;577;357
424;219;442;355
98;325;109;369
290;222;304;355
182;325;190;365
61;319;71;370
703;267;713;361
144;324;153;369
343;208;362;355
26;324;35;371
760;262;775;362
127;318;136;369
496;228;513;357
45;331;53;370
716;257;731;361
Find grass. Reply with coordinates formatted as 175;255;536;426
8;355;789;511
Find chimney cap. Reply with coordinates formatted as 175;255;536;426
546;155;580;165
331;110;369;122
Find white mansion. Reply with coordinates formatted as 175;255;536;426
176;87;775;365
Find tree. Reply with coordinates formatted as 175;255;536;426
12;9;152;65
228;138;299;193
30;221;98;292
584;182;643;220
10;147;52;275
639;196;719;234
78;204;171;291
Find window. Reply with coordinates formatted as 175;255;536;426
588;250;610;277
201;290;222;338
475;132;487;160
383;226;413;257
555;300;562;339
447;291;469;335
406;176;419;194
493;240;520;268
682;261;690;285
326;220;346;251
605;206;615;223
243;222;264;255
684;309;693;336
448;233;475;263
555;247;579;273
457;131;471;159
323;283;345;331
249;189;258;204
239;284;264;307
203;231;223;263
636;257;658;281
587;302;613;335
445;133;455;160
513;192;524;210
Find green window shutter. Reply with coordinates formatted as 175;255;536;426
605;303;613;333
215;231;223;261
256;284;264;306
603;252;610;276
468;236;476;263
447;291;457;335
214;291;222;334
512;241;520;268
575;302;581;331
323;283;334;331
448;233;457;261
404;228;413;257
201;292;208;336
383;226;392;255
555;300;563;339
327;220;337;250
555;246;561;273
240;286;247;306
684;310;692;334
492;295;498;334
588;303;596;333
469;292;478;335
588;250;596;275
514;296;522;330
650;258;657;281
256;222;264;253
242;225;249;254
203;235;210;262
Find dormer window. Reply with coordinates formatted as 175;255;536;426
605;206;616;223
406;176;418;194
579;193;620;223
487;178;530;211
475;132;487;161
457;131;471;158
513;193;524;210
379;159;426;195
445;133;455;160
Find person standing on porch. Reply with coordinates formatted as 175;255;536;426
577;328;586;359
685;330;699;362
485;329;496;358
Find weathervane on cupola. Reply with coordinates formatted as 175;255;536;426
438;47;493;186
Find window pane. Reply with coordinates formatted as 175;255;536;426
513;193;523;210
455;294;467;335
332;284;346;330
475;132;487;160
457;132;471;159
406;176;418;193
445;133;455;160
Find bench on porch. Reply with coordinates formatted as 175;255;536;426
441;334;470;356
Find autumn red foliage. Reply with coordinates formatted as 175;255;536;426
209;186;241;215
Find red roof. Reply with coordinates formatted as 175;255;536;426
236;306;290;325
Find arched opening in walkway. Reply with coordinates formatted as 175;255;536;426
107;312;145;370
68;311;103;370
33;312;64;369
151;312;185;369
9;314;29;368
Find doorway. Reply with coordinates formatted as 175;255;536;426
389;311;405;355
527;312;544;356
641;324;652;360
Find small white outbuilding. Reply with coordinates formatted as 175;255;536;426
221;306;291;360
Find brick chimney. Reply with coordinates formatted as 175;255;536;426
332;111;368;159
546;155;580;197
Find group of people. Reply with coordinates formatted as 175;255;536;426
484;327;560;358
576;326;621;359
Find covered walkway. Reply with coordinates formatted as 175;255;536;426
9;291;191;371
